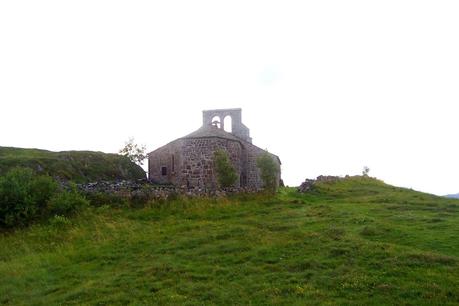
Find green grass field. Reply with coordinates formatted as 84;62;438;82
1;177;459;305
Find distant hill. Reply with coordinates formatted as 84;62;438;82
0;146;146;182
445;193;459;199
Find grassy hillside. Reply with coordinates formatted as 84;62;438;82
1;177;459;305
0;146;146;182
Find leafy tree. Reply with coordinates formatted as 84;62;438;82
214;149;238;188
119;137;147;166
256;152;279;193
362;166;370;177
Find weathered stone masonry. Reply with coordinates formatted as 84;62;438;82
148;108;281;190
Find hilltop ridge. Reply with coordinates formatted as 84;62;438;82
0;146;146;182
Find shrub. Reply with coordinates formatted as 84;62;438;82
362;166;370;177
256;152;279;193
0;168;58;227
214;149;238;188
30;174;59;211
48;184;89;216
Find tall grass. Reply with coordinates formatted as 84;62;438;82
1;177;459;305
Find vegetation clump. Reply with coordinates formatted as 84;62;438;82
256;152;279;193
362;166;370;176
48;184;89;216
214;149;238;188
0;168;88;228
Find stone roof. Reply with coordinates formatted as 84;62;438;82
180;125;281;164
181;125;243;142
147;125;240;157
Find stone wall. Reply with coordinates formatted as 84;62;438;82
179;138;243;190
243;142;281;190
76;179;261;200
148;108;281;191
148;136;281;191
148;140;182;185
202;108;252;143
149;137;244;190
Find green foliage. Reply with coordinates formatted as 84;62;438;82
256;152;279;193
0;146;146;183
213;149;238;188
49;215;72;227
0;168;89;228
0;168;58;227
30;175;60;210
85;192;129;208
47;184;89;216
362;166;370;176
1;178;459;305
119;137;147;166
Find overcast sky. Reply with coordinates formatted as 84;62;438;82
1;1;458;195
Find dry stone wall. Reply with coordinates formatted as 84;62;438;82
75;179;261;204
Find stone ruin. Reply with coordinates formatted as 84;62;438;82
297;175;343;193
147;108;281;191
74;179;261;203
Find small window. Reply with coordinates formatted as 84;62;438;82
171;155;175;173
161;166;167;176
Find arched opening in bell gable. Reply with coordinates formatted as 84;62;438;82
224;116;232;133
211;116;221;129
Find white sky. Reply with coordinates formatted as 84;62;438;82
1;1;458;195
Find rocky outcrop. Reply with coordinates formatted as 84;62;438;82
297;176;342;193
316;175;342;183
